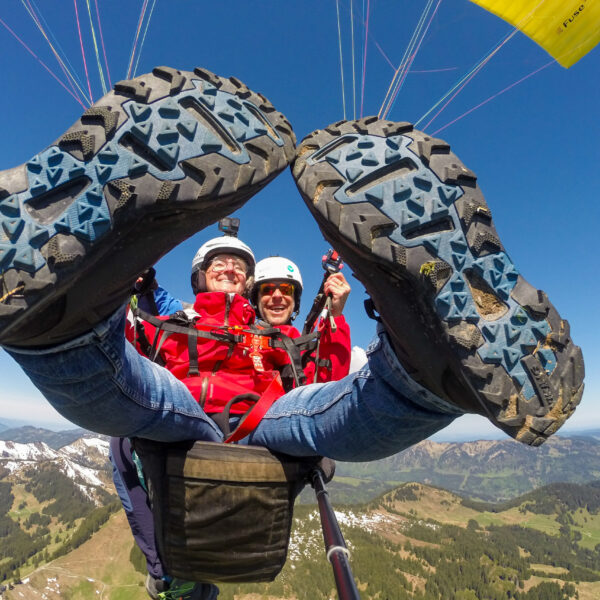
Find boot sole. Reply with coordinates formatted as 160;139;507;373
0;66;295;346
293;118;584;446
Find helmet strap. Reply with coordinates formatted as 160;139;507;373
191;271;208;295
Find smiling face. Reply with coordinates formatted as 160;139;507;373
203;253;248;296
257;280;296;326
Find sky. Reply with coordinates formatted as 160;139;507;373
0;0;598;440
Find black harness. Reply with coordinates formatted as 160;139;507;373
131;306;323;392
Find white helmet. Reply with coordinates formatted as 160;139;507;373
191;236;255;275
251;256;303;319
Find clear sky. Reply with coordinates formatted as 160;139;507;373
0;1;598;440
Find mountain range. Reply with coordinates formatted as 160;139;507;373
318;434;600;503
3;422;600;502
1;426;600;598
0;426;92;450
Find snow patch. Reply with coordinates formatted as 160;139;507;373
0;440;57;462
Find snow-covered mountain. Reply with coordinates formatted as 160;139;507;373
0;437;112;504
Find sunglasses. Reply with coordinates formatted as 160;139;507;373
259;282;295;297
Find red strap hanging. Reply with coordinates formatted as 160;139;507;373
224;374;285;443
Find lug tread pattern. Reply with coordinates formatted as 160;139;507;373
293;118;584;446
0;67;295;346
58;130;96;161
81;107;119;139
152;66;187;95
113;78;151;102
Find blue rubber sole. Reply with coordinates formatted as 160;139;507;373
293;118;584;445
0;66;295;346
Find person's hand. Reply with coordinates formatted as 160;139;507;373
134;269;158;293
323;272;351;317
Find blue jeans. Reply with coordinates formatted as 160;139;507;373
4;308;463;461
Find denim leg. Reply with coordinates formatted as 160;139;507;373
5;311;461;461
109;437;164;579
3;310;222;442
248;324;465;461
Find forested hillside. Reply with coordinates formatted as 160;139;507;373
0;437;118;586
2;432;600;598
4;481;600;599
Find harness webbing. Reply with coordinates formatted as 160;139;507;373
131;307;321;440
224;375;286;443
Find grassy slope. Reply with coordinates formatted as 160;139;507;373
4;483;600;599
4;511;147;600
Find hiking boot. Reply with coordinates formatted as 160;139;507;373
157;577;218;600
292;118;584;446
0;66;295;347
145;573;167;599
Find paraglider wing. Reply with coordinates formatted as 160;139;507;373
469;0;600;67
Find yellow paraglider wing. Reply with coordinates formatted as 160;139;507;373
469;0;600;67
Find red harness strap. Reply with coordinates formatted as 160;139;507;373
224;374;285;443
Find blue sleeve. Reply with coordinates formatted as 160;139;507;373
153;285;183;315
137;284;183;316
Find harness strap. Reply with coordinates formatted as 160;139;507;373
133;313;166;367
188;330;200;376
152;325;172;363
224;374;286;443
133;308;320;433
271;331;307;387
137;308;241;344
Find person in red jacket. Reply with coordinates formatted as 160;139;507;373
128;239;351;418
250;255;351;384
116;237;352;599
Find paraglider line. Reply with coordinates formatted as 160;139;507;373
21;0;90;105
416;0;551;131
421;56;490;131
73;0;93;104
432;59;555;136
335;0;347;119
341;0;395;72
378;0;435;119
418;29;518;131
359;0;370;117
382;0;442;120
127;0;149;79
350;0;356;119
133;0;159;78
373;39;395;70
341;0;396;96
94;0;112;89
0;15;87;109
411;66;458;74
84;0;107;95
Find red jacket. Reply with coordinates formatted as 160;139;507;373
127;292;351;414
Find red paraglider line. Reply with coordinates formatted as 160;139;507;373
431;59;555;136
73;0;93;104
421;30;517;131
359;0;370;117
22;0;88;105
94;0;112;89
373;39;395;71
0;15;87;109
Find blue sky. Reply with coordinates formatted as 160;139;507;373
0;0;598;440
